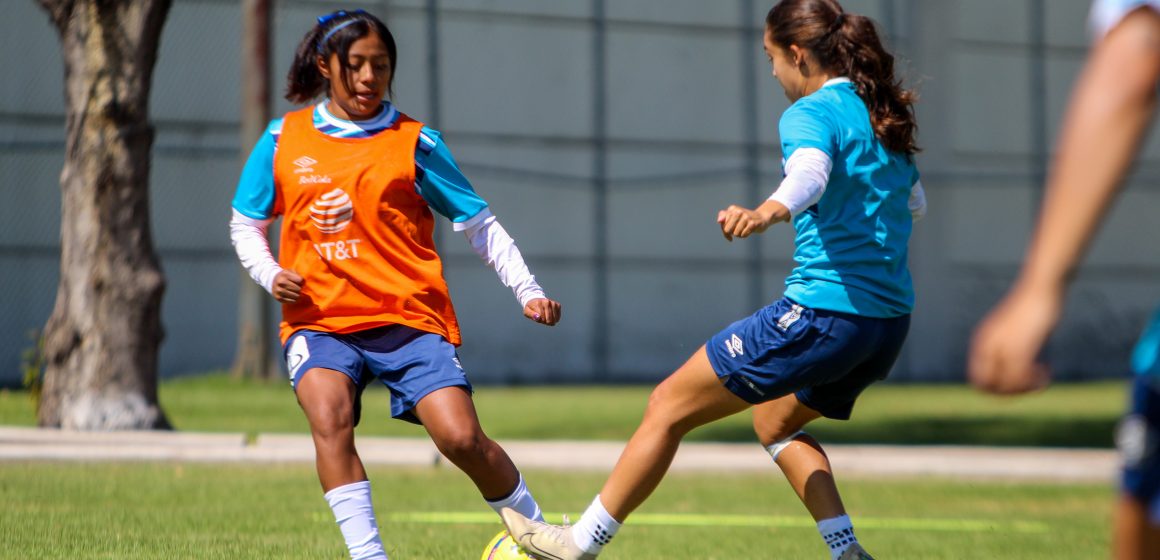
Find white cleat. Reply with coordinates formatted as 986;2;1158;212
838;542;875;560
499;507;597;560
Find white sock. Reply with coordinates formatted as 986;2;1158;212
817;514;858;560
570;495;621;554
485;473;544;521
324;480;389;560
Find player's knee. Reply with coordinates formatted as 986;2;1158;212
433;428;490;463
305;402;356;440
641;383;696;436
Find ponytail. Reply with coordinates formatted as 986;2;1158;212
831;14;919;155
767;0;919;155
285;9;397;105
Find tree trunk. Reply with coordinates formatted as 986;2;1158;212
36;0;173;430
232;0;277;381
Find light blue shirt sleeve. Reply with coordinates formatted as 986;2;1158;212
231;119;282;220
779;99;838;160
416;126;488;225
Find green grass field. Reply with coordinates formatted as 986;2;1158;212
0;462;1112;560
0;376;1128;558
0;374;1129;447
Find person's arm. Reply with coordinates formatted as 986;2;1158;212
230;210;281;293
229;120;304;304
459;210;560;325
415;128;561;325
717;147;830;240
969;7;1160;394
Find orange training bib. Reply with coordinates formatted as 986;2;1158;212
272;107;461;345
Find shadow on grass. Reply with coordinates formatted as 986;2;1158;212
687;415;1119;448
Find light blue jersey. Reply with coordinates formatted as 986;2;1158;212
231;101;487;226
780;79;919;318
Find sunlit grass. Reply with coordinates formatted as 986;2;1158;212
0;374;1129;448
0;462;1112;559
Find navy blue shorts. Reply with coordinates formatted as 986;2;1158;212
1118;377;1160;521
705;297;910;420
283;325;472;425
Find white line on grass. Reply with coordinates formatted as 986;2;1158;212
384;512;1048;533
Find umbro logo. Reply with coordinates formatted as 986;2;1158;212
293;156;317;174
725;333;744;358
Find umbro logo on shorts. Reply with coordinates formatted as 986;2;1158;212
725;333;744;358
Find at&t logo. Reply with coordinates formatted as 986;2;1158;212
309;188;354;233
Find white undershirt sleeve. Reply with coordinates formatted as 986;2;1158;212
229;209;283;294
768;148;832;216
460;208;546;308
909;180;927;221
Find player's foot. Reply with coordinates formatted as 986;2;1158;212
499;507;597;560
837;542;875;560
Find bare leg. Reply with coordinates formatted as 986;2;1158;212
296;368;367;491
598;346;751;521
297;368;389;559
1113;494;1160;560
414;386;520;499
752;394;846;521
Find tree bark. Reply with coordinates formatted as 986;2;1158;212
37;0;173;430
232;0;277;381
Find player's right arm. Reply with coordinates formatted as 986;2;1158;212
969;6;1160;394
719;99;835;241
229;119;304;303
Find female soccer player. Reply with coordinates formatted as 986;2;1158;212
501;1;924;559
229;10;561;560
970;2;1160;558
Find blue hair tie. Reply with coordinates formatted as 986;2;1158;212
316;9;367;53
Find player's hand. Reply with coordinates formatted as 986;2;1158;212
523;298;562;326
968;283;1062;395
717;201;787;241
272;269;305;304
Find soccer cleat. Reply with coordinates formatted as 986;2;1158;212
837;542;875;560
499;507;597;560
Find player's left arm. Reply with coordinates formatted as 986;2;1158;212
416;129;562;326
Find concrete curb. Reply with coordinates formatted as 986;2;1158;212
0;426;1118;482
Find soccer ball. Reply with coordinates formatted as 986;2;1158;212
481;530;533;560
